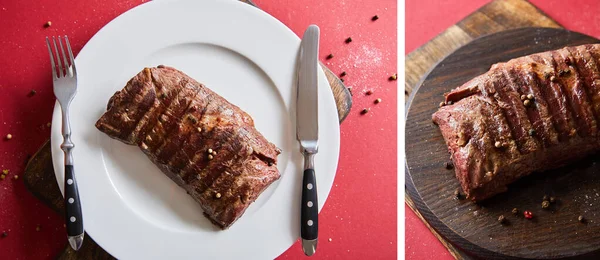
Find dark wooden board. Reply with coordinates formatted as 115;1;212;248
21;0;352;259
404;0;563;258
406;27;600;259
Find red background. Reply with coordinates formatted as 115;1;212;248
406;0;600;259
0;0;396;259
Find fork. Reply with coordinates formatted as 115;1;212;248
46;36;84;251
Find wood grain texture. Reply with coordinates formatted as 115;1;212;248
406;27;600;259
405;1;563;258
20;0;351;259
405;0;562;101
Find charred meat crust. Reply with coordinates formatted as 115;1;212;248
432;44;600;202
95;66;281;229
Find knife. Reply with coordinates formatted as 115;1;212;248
297;24;320;256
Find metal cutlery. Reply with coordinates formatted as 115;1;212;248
45;35;84;251
296;25;320;256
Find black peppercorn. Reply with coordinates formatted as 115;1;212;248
445;161;454;170
512;208;519;215
345;37;352;43
326;54;334;59
529;129;536;136
578;215;585;223
372;15;379;21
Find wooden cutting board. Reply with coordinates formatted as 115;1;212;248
21;1;352;259
404;0;567;259
406;27;600;260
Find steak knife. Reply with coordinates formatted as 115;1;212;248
296;24;320;256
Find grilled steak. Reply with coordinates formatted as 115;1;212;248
95;66;281;228
432;44;600;201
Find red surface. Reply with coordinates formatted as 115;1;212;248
406;0;600;259
0;0;397;259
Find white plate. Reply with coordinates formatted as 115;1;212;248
50;0;340;259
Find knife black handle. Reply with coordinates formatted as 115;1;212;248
64;165;84;236
301;168;318;240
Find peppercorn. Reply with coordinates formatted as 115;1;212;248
453;189;461;200
524;100;531;107
520;95;527;100
208;148;213;154
340;78;344;82
498;215;506;224
5;134;12;140
578;215;585;223
524;210;533;219
389;74;397;81
559;69;571;77
542;200;550;209
550;197;556;203
13;175;18;180
44;21;51;28
495;141;503;148
197;127;202;133
360;108;369;115
29;89;37;96
2;169;8;175
512;208;519;215
527;94;534;100
208;154;214;160
543;195;549;201
326;54;334;60
445;161;454;170
268;162;273;166
340;71;347;77
160;93;167;99
365;90;373;95
0;175;4;180
345;37;352;43
215;192;222;199
529;129;536;136
550;76;558;82
371;15;379;21
1;231;7;238
374;98;382;104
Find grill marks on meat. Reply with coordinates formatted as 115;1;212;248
432;44;600;201
95;66;281;228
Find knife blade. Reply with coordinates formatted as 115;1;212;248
296;24;320;256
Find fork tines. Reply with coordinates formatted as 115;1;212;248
45;36;76;79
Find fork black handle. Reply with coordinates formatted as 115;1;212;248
64;165;84;236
